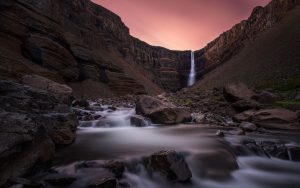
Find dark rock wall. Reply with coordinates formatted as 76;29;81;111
194;0;300;78
0;0;192;94
0;0;298;94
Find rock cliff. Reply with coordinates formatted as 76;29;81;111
194;0;300;78
0;0;191;97
0;0;299;97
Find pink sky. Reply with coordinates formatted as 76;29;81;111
92;0;271;50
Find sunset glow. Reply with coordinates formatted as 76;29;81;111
92;0;271;50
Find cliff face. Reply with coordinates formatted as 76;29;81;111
0;0;191;97
0;0;298;97
193;0;300;89
194;0;300;77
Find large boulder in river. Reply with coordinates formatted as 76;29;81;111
136;95;191;124
252;108;300;130
0;80;78;186
146;150;192;182
22;74;73;104
223;83;255;102
235;108;300;130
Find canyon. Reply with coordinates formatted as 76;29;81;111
1;0;300;187
1;0;299;98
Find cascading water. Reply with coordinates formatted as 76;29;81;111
188;51;196;86
43;101;300;188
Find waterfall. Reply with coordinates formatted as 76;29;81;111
188;51;196;86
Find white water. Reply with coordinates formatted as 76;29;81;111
188;51;196;86
52;104;300;188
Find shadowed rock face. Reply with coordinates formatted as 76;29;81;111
0;0;298;96
194;0;300;79
0;0;192;96
0;80;78;186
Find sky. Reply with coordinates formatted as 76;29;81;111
92;0;271;50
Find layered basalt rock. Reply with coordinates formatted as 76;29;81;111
0;0;298;95
0;80;78;186
0;0;192;95
194;0;300;77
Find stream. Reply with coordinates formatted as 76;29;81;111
51;103;300;188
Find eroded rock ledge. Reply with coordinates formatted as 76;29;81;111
0;80;78;186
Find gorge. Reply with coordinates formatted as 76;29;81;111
0;0;300;188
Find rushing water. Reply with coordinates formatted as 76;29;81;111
53;105;300;188
188;51;196;86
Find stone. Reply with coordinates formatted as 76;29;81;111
136;95;191;124
232;100;259;112
233;110;256;122
0;81;78;186
295;92;300;101
240;122;257;131
191;113;205;123
10;177;42;188
252;109;300;130
130;115;150;127
147;150;192;182
75;160;125;179
260;141;289;160
88;177;117;188
223;83;255;102
255;91;280;104
44;173;77;186
236;129;245;135
22;75;73;104
72;99;90;108
216;130;224;137
189;149;238;179
287;147;300;161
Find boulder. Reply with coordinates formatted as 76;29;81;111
240;122;257;131
255;91;281;104
233;110;256;122
75;160;125;179
130;115;150;127
146;150;192;182
72;99;90;108
44;173;77;186
0;80;78;186
223;83;255;102
191;113;205;123
88;177;117;188
232;100;259;112
295;92;300;101
252;109;300;130
287;147;300;161
136;95;191;124
22;75;73;104
189;149;238;179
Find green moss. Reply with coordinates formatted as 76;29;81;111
256;77;300;92
212;95;222;102
274;100;300;110
169;96;193;106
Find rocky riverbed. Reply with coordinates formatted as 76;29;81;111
1;81;300;188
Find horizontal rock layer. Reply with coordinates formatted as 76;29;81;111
194;0;300;78
0;0;298;96
0;0;192;96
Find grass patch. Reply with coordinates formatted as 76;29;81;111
212;95;223;102
169;96;193;106
256;77;300;92
274;100;300;110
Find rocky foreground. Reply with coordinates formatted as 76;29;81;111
1;76;300;187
